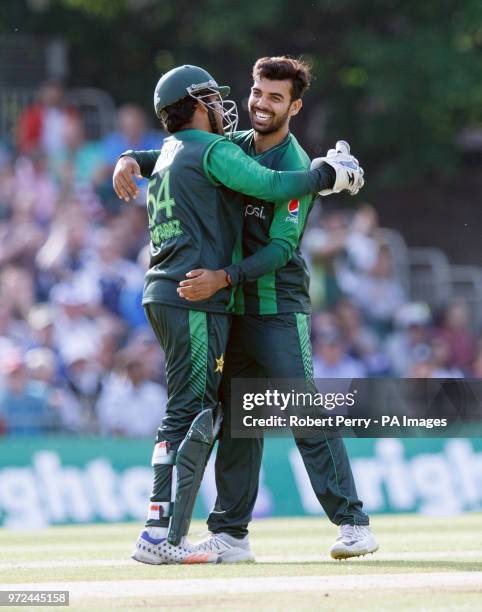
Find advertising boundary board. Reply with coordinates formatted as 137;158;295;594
1;437;482;526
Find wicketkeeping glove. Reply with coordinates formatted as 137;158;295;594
311;140;365;196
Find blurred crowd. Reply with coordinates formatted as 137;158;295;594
0;81;166;436
304;205;480;380
0;81;480;437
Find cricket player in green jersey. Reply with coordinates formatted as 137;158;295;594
174;57;378;561
113;63;364;565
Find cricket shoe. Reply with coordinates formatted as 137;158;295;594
191;532;255;563
132;530;221;565
330;525;379;560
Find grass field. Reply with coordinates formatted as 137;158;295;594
2;514;482;611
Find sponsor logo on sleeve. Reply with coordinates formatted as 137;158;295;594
285;199;299;224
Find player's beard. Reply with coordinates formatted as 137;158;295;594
207;107;224;135
249;107;290;135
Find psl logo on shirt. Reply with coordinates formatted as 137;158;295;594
285;199;299;224
244;203;266;219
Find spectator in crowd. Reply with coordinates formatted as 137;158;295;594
333;205;400;320
0;266;36;324
61;339;103;432
406;336;464;379
313;328;366;379
385;303;433;376
25;346;82;431
335;299;390;375
0;353;55;435
344;244;406;336
97;344;167;437
0;296;29;350
111;203;149;261
25;346;57;386
0;195;46;269
101;104;162;169
343;203;380;275
303;203;382;314
14;151;59;225
98;105;164;210
436;299;475;372
35;203;91;298
27;304;58;353
333;204;380;292
16;81;77;156
95;324;123;378
50;280;101;361
311;310;339;337
429;336;464;378
471;347;482;378
303;206;349;309
81;226;144;317
50;114;104;192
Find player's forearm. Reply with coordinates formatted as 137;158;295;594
206;141;335;202
120;149;160;178
224;239;293;285
265;165;334;202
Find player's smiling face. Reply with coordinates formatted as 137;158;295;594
249;77;302;135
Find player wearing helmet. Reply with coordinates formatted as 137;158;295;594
114;64;363;565
123;58;376;563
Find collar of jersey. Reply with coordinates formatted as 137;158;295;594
171;128;223;141
248;130;292;160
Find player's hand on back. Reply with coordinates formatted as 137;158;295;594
177;269;229;301
311;140;365;196
113;156;142;202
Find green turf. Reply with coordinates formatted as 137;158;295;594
1;514;482;610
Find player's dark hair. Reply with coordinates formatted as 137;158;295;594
252;56;311;101
160;95;198;133
161;88;220;133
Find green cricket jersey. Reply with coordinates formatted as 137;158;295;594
226;129;313;315
124;129;332;313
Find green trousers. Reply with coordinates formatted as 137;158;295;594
207;313;368;537
144;303;230;527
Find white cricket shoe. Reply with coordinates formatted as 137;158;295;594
132;530;221;565
330;525;379;560
192;532;255;563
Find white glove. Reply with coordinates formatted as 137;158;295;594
311;140;365;196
